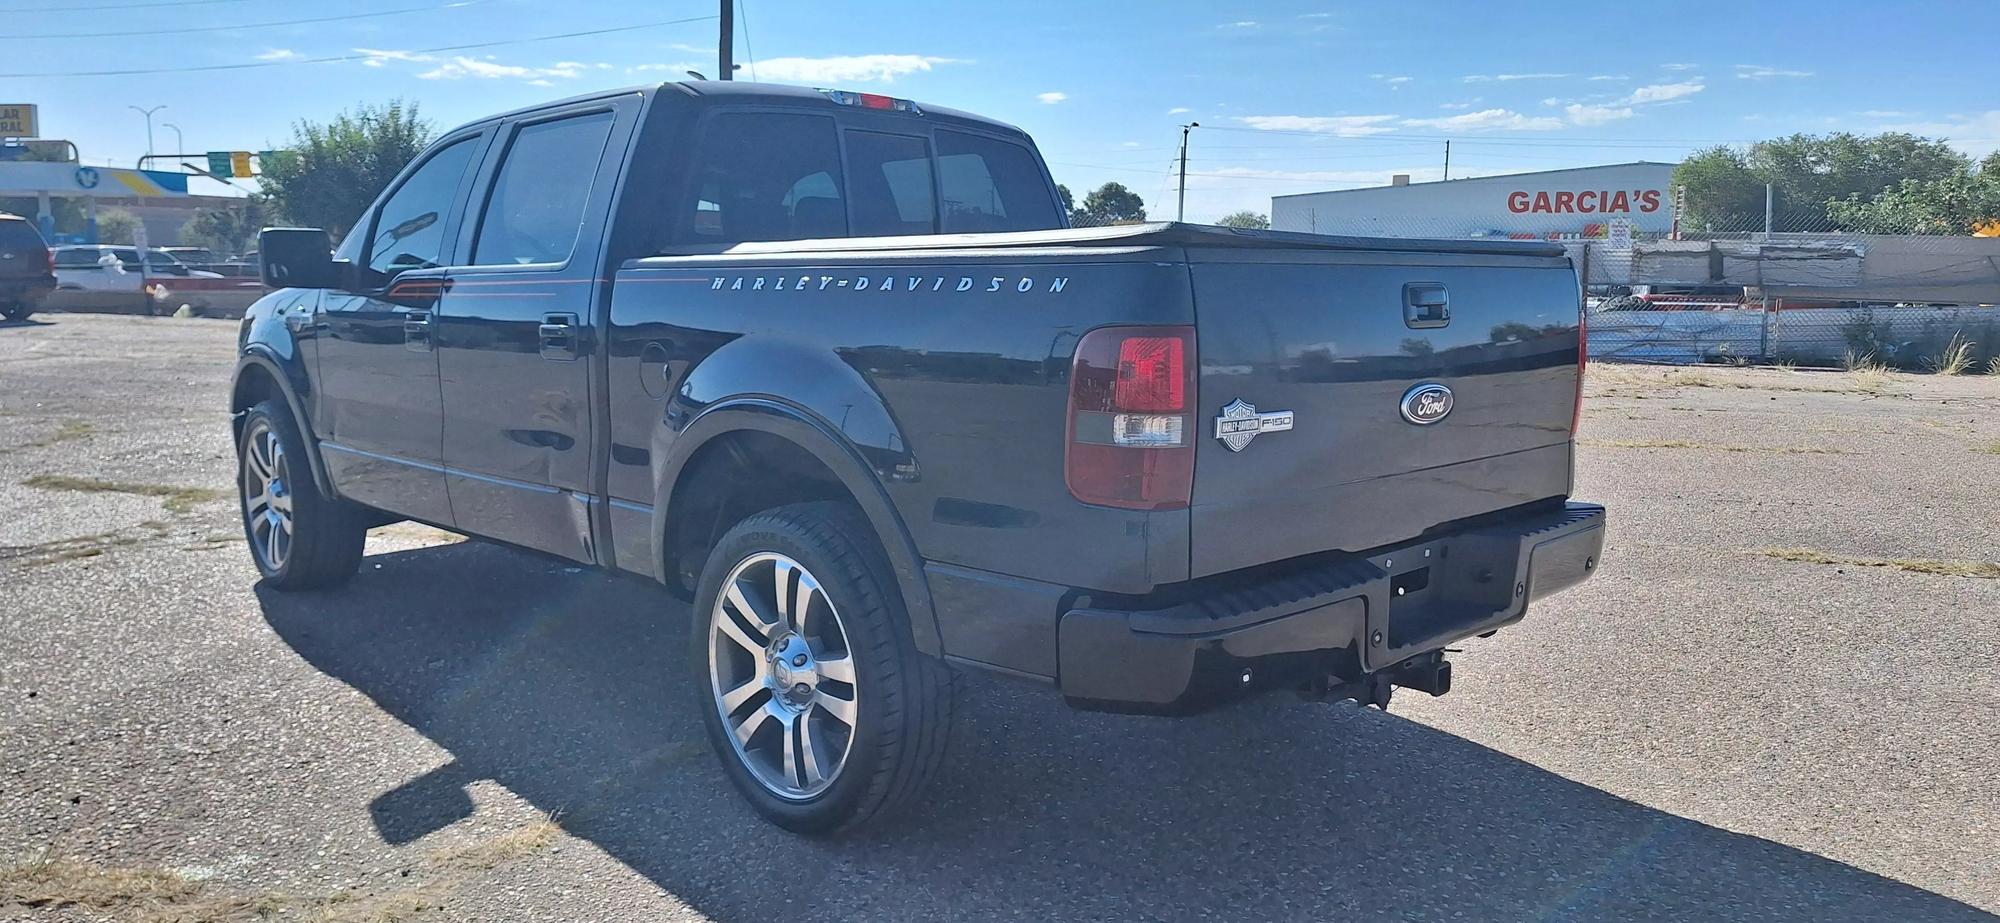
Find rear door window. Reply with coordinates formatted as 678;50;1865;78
676;111;847;244
936;130;1061;233
54;249;103;269
472;111;616;266
844;131;935;237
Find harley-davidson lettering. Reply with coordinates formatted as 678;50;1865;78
711;274;1068;293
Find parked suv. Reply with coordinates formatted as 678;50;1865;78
0;213;56;321
234;82;1605;833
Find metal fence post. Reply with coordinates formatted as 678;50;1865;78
1764;297;1779;360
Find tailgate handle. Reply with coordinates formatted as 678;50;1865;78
1404;283;1450;329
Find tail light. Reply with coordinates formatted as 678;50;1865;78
1571;306;1588;434
1066;326;1196;510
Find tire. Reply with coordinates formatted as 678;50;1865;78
0;302;28;322
237;399;366;590
691;501;954;834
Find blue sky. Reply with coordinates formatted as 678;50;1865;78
8;0;1999;221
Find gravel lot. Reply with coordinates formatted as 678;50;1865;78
3;313;1997;922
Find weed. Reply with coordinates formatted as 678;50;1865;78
1582;439;1849;455
1977;442;2000;456
21;475;226;514
1754;547;2000;579
1923;331;1976;375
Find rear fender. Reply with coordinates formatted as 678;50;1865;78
652;347;936;656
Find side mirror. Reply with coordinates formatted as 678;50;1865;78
258;228;341;289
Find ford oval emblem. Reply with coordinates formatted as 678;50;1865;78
1400;382;1454;425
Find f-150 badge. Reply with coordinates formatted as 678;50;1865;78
1214;399;1294;452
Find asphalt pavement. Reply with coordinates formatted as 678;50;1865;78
2;313;1996;921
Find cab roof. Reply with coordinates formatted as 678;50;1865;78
457;80;1029;141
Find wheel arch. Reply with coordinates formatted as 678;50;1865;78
230;349;334;497
653;398;941;658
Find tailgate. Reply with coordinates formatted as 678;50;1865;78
1188;248;1580;577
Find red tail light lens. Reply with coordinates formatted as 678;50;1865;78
1066;326;1196;510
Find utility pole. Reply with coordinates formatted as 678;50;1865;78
162;123;184;156
1763;182;1774;238
1177;121;1199;222
129;104;166;158
718;0;734;80
1443;140;1450;181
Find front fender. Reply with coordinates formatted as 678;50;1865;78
231;288;332;496
651;392;940;658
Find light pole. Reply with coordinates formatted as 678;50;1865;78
1177;121;1199;223
129;104;166;158
161;122;184;155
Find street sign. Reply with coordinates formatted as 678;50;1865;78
0;104;38;139
207;151;233;177
231;151;252;177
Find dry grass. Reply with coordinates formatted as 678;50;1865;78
1989;355;2000;375
428;814;562;871
21;475;226;514
0;522;171;568
1591;361;1895;397
0;420;92;455
1922;331;1978;375
1754;547;2000;579
1977;441;2000;456
1582;439;1849;455
2;815;563;922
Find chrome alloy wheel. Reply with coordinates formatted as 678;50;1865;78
708;552;859;801
240;420;295;572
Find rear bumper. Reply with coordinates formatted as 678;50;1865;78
1056;501;1606;713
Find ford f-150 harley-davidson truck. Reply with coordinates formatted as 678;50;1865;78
233;82;1605;833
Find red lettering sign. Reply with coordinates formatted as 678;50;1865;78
1507;191;1530;213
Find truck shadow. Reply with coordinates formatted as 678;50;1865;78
257;541;1995;922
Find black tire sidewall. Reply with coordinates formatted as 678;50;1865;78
237;399;359;588
689;504;908;833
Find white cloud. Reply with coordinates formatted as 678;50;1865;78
1661;62;1698;71
1196;166;1437;185
1877;110;2000;156
1236;114;1400;136
752;54;959;84
255;48;297;61
1402;108;1563;131
417;56;589;81
1564;103;1633;126
1735;64;1813;80
1369;74;1413;89
668;42;712;54
1619;80;1704;105
353;47;434;67
1586;74;1628;81
1439;99;1479;110
1167;106;1191;115
1036;91;1067;104
1860;109;1914;118
1222;20;1259;28
1463;73;1568;83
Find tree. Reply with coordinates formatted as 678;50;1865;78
94;208;141;246
257;100;435;239
179;196;279;258
1055;183;1074;217
1215;210;1270;230
1672;132;1970;232
1071;182;1146;226
1826;153;2000;235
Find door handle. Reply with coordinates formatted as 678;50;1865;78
1403;283;1450;329
404;311;434;352
539;312;580;361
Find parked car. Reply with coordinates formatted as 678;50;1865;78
52;245;228;314
0;212;57;321
233;82;1604;833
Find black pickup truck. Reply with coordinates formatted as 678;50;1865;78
235;81;1605;833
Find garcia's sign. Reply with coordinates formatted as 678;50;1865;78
0;104;38;139
1507;188;1661;215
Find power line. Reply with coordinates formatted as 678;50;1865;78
737;0;757;80
0;15;718;78
15;0;482;39
1;0;251;11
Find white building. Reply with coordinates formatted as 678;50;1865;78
1272;162;1679;240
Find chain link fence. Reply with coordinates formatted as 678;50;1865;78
1106;193;2000;372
